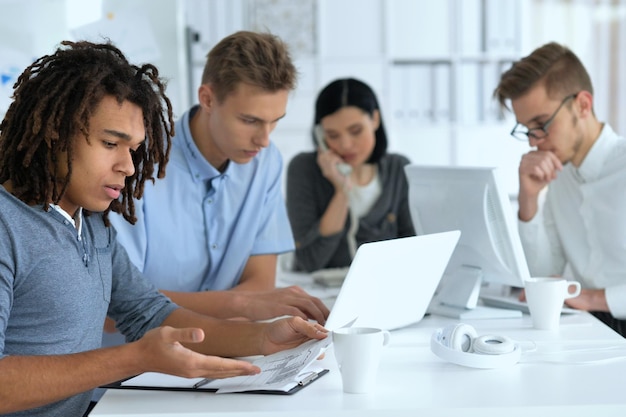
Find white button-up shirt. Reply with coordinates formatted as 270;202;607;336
519;124;626;318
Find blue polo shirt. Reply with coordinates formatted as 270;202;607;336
110;106;295;292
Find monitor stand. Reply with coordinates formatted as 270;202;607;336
428;265;522;319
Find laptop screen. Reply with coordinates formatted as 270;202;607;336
325;231;460;331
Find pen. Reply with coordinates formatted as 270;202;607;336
193;378;212;389
298;372;319;386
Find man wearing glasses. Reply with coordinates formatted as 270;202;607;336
494;42;626;336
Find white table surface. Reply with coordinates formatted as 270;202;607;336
92;298;626;417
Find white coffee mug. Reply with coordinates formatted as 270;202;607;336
524;277;581;330
332;327;391;393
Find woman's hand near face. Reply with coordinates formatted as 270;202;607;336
316;149;351;192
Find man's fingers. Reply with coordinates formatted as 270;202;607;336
283;296;329;325
546;150;563;170
302;301;329;325
313;298;331;322
291;317;329;339
163;327;205;344
284;285;307;295
521;150;562;183
273;287;330;324
275;303;325;325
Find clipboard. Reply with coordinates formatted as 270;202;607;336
102;328;337;396
101;369;329;395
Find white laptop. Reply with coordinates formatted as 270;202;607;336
325;230;460;331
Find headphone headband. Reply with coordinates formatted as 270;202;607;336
430;326;522;369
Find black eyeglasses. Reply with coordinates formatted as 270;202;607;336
510;93;578;142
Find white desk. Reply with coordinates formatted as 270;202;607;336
92;308;626;417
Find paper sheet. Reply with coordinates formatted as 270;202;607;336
207;337;331;393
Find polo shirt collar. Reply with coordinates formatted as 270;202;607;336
179;106;230;183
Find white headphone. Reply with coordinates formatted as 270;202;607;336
430;323;521;369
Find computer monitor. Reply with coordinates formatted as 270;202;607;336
404;165;530;319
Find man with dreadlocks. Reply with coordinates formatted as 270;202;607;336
0;40;327;417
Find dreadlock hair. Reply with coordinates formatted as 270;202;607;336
0;40;174;225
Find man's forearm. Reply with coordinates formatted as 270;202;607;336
161;289;242;319
160;308;265;357
517;191;539;222
0;345;141;414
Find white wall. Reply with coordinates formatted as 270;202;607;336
0;0;68;114
0;0;189;117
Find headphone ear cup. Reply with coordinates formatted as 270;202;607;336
440;323;478;352
472;334;515;355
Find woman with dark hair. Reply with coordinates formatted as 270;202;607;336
286;78;415;272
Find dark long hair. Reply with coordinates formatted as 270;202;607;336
313;78;387;163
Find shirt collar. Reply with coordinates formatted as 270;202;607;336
179;106;224;183
576;123;618;183
50;204;83;235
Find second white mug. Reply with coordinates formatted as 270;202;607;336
524;277;581;330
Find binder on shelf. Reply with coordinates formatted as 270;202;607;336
391;63;434;127
459;0;483;56
408;64;432;125
433;63;451;123
389;65;409;126
458;62;481;124
480;61;501;122
485;0;519;55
